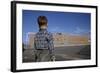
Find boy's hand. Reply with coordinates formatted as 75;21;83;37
50;56;56;61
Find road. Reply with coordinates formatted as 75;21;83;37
23;45;91;62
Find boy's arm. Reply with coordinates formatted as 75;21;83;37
34;36;38;55
47;33;55;57
34;36;38;61
34;36;36;50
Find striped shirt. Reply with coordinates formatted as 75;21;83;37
34;29;54;53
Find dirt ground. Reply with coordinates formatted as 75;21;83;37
23;45;91;63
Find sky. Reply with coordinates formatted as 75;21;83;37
22;10;91;44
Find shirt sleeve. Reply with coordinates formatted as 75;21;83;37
34;36;37;50
47;33;54;55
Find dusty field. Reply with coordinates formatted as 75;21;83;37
23;45;91;63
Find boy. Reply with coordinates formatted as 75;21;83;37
34;16;55;62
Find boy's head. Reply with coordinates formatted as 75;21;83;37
37;16;48;29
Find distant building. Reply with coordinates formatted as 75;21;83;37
27;32;90;49
27;32;35;49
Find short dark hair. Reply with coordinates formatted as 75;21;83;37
37;16;48;27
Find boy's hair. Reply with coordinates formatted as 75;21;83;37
37;16;48;27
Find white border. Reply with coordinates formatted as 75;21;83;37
16;3;96;70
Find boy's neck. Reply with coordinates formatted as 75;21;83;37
39;28;47;31
39;26;47;31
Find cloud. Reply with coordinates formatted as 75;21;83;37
68;26;90;36
74;27;87;34
75;27;84;33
